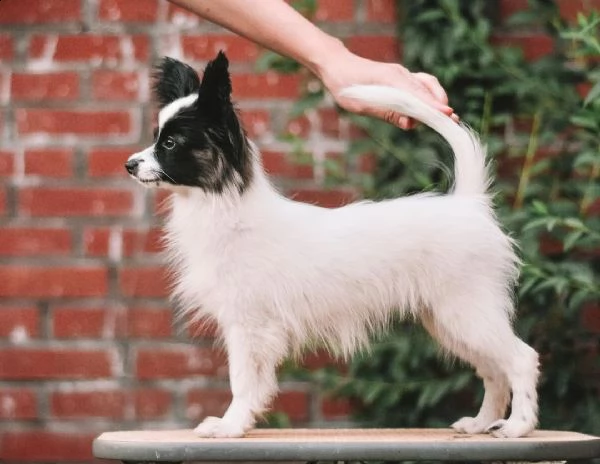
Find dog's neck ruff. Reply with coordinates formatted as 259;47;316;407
168;141;276;213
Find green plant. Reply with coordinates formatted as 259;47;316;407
264;0;600;435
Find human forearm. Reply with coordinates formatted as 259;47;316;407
168;0;346;78
168;0;457;129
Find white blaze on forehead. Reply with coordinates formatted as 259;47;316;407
158;94;198;131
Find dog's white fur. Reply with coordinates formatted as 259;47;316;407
130;85;539;438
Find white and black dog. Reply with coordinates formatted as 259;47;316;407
125;52;539;438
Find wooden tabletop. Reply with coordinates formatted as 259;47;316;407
93;428;600;462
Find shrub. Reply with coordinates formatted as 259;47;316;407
264;0;600;434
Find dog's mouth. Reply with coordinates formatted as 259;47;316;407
130;174;162;187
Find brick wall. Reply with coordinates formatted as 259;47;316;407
0;0;593;462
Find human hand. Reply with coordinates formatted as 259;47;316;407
316;49;458;130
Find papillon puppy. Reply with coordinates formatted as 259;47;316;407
125;52;539;439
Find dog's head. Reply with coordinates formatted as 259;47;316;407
125;52;252;193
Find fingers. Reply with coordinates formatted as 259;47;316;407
414;72;448;106
335;65;459;130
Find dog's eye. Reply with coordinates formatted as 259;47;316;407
162;137;176;150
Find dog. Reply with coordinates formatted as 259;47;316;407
125;51;539;439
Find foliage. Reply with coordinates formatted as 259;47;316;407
263;0;600;434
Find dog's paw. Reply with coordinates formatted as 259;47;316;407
486;418;534;438
451;416;495;434
194;416;246;438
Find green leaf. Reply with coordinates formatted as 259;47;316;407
584;81;600;106
532;200;549;215
289;91;324;118
563;231;583;251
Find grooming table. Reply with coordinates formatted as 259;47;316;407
93;428;600;463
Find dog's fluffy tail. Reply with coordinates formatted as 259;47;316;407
340;85;489;197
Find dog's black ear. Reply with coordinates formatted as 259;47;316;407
153;57;201;108
197;51;232;106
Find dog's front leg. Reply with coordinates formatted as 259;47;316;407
194;324;283;438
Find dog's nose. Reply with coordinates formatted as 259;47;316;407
125;158;140;175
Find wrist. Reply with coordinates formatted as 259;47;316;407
302;36;348;79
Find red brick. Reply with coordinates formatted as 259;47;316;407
358;152;377;173
588;198;600;216
499;0;528;20
52;307;101;338
558;0;600;21
582;303;600;333
135;346;227;379
315;0;354;21
51;391;126;419
1;431;95;461
93;70;143;101
262;151;314;179
0;35;13;61
183;35;259;62
0;150;14;176
29;34;148;62
135;388;172;419
577;82;592;99
491;34;554;61
167;3;203;25
0;388;37;419
99;0;159;22
232;73;300;99
0;188;6;216
119;266;169;297
347;35;400;62
273;391;309;421
19;187;134;217
84;226;163;256
53;306;170;339
286;115;311;137
288;188;359;208
88;146;138;177
188;317;219;338
0;0;81;24
0;228;71;256
11;72;79;101
286;109;345;138
17;109;132;135
240;110;270;138
53;307;116;338
0;349;112;379
301;350;341;370
186;389;308;422
24;148;73;177
0;266;107;298
367;0;397;23
186;389;230;419
125;227;164;254
128;307;173;338
321;396;352;418
0;307;39;338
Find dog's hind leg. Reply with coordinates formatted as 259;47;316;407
421;310;510;434
424;292;539;438
194;324;286;438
